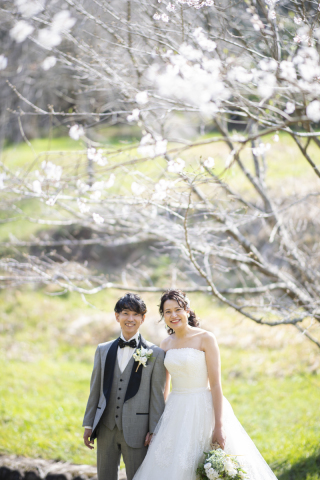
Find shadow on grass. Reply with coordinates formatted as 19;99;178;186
275;451;320;480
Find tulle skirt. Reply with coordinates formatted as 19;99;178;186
133;388;278;480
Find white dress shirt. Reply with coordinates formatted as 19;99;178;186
84;331;139;430
117;330;140;373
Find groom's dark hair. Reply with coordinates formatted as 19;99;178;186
114;292;147;315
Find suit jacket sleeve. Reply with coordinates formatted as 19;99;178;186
149;348;166;433
82;345;101;427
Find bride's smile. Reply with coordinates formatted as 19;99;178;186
163;299;190;330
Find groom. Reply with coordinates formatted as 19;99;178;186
83;293;166;480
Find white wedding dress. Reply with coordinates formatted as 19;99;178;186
133;348;278;480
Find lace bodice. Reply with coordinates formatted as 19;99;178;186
164;348;209;392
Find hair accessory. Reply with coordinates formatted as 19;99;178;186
184;295;190;308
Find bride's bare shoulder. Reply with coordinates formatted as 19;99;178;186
198;330;218;349
192;327;216;340
160;336;172;352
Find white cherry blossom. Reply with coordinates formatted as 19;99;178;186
131;182;146;196
32;180;42;194
252;143;271;156
69;124;84;141
127;109;140;122
52;10;76;32
259;58;277;72
166;3;176;12
204;157;215;168
15;0;44;18
10;21;34;43
138;134;167;158
46;197;56;206
92;213;104;224
228;66;253;83
279;60;296;81
0;55;8;70
257;73;276;97
41;161;62;182
285;102;295;114
135;91;149;105
90;191;101;201
193;28;216;52
152;179;172;201
38;28;62;49
306;100;320;122
105;174;115;188
87;148;107;166
41;56;57;71
168;158;185;173
77;199;90;214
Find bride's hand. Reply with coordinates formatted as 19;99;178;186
212;425;226;450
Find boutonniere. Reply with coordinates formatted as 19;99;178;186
133;347;153;372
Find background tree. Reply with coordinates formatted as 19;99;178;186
1;0;320;347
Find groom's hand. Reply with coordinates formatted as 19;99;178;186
144;432;153;446
83;428;94;450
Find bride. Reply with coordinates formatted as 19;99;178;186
133;289;278;480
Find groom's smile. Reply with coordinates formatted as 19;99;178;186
115;308;146;340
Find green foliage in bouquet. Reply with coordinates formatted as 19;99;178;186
196;448;247;480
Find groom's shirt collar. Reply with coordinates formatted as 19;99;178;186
120;331;140;343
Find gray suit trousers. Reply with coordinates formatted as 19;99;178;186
97;424;147;480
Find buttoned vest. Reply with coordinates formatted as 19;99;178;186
101;355;134;431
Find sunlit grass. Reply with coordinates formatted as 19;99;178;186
0;287;319;479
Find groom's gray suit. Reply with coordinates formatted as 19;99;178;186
83;334;166;480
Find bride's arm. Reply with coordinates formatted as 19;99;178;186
164;369;171;401
203;333;226;449
160;339;171;401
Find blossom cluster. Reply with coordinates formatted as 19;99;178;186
10;2;76;49
138;133;167;158
196;448;247;480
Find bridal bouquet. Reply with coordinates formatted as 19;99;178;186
196;446;247;480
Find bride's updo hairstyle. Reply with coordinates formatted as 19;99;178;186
159;289;199;335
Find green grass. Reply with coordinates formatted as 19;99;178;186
1;130;319;247
0;287;319;479
1;130;320;476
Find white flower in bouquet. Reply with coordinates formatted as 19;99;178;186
208;471;219;480
224;459;237;477
204;463;211;470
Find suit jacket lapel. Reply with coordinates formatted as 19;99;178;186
124;334;148;403
103;337;120;407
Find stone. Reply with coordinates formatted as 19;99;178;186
24;472;40;480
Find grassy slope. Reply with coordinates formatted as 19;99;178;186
2;131;320;243
0;288;319;480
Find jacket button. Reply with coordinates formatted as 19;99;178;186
117;397;120;400
116;406;120;409
120;379;123;382
119;388;121;390
116;415;118;418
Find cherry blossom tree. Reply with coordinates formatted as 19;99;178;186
1;0;320;347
